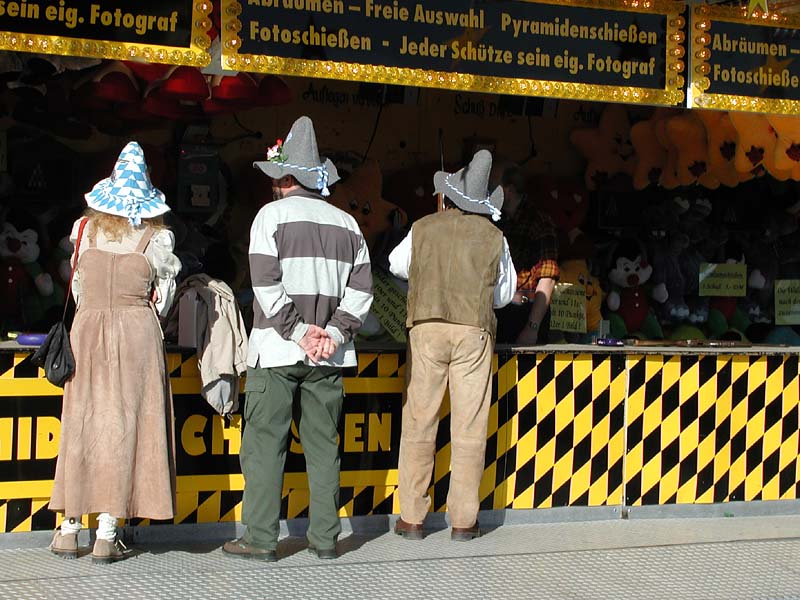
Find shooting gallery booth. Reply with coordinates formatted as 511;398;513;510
1;0;800;538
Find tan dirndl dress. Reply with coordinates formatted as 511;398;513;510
49;226;176;520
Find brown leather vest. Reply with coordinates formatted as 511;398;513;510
406;209;503;337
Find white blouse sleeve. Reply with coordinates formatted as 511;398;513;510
67;219;82;304
145;229;182;317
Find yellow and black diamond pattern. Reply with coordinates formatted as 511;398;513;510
625;353;800;505
2;349;800;532
507;353;627;509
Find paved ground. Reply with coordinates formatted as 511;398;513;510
1;514;800;599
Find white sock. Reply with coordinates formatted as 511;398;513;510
96;513;117;542
60;516;82;536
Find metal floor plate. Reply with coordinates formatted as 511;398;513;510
1;516;800;599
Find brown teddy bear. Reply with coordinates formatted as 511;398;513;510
570;104;635;190
328;159;408;256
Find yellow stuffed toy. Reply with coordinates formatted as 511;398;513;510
665;112;720;189
570;104;635;190
766;114;800;180
729;111;791;180
696;110;749;187
558;258;604;335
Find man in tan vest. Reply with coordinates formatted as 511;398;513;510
388;149;517;541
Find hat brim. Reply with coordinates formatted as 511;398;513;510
433;170;503;216
253;158;340;192
84;177;170;219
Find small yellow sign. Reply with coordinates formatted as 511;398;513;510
550;282;587;333
775;279;800;325
370;269;408;342
699;263;747;297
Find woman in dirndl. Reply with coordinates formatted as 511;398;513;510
48;141;181;564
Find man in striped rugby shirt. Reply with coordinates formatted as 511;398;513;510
222;116;373;562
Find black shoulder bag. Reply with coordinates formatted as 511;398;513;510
31;218;88;387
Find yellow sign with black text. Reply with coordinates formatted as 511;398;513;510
699;262;747;297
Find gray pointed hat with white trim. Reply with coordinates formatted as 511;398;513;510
253;115;340;196
433;149;503;221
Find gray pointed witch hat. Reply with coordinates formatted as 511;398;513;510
433;149;503;221
253;115;340;196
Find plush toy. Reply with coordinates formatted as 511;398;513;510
570;104;635;190
729;111;791;180
605;237;667;339
0;222;64;332
644;196;691;325
328;159;408;258
675;194;725;326
554;257;604;343
630;109;675;190
665;112;720;189
654;114;681;189
535;177;592;260
766;114;800;180
706;238;754;339
696;110;749;187
381;162;442;223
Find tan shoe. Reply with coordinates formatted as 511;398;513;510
48;529;78;559
91;538;126;565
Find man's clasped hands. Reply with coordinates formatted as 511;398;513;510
297;325;338;363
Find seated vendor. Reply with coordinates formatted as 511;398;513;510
491;162;559;345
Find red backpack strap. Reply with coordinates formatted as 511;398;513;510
63;218;89;319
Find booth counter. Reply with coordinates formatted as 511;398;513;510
0;341;797;534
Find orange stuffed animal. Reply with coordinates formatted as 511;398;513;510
570;104;635;190
696;110;749;187
729;111;791;180
766;114;800;180
665;112;720;189
328;159;408;253
631;110;668;190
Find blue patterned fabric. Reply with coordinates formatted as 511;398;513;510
85;142;169;226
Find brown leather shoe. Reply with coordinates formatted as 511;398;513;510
91;538;127;564
49;529;78;559
394;518;424;540
451;523;481;541
222;537;277;562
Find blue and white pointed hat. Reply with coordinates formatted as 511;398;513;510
84;141;169;226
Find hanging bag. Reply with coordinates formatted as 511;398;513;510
31;218;88;387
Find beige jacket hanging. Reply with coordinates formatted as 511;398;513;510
167;274;248;416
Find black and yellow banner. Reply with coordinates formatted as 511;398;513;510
690;3;800;114
0;0;211;66
222;0;686;106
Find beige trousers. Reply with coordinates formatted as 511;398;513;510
398;322;493;529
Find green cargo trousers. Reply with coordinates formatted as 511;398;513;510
239;363;344;551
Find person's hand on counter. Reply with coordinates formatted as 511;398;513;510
515;321;540;346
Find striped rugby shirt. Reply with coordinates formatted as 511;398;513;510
248;190;373;368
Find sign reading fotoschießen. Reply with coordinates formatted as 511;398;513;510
0;0;211;66
690;3;800;114
223;0;685;106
